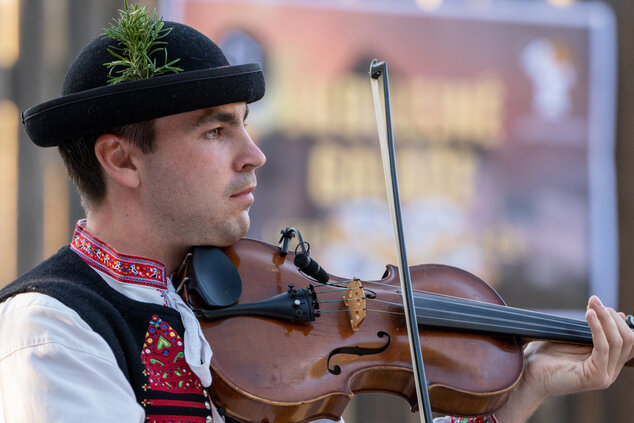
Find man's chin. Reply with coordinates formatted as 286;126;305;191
212;217;250;247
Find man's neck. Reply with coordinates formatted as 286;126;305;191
84;208;187;275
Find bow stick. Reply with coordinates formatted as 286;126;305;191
369;60;434;423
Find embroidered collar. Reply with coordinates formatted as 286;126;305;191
70;220;167;289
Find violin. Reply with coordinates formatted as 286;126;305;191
177;236;629;423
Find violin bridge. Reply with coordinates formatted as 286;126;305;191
343;278;366;331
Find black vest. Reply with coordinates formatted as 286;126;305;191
0;246;213;423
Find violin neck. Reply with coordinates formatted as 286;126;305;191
414;293;592;345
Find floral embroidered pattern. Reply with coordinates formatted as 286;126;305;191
145;415;208;423
451;416;498;423
70;220;166;288
141;315;204;394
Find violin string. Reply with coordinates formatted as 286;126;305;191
373;295;589;332
319;299;350;304
315;282;517;315
415;294;589;330
312;276;578;326
315;288;349;294
312;281;350;288
314;288;468;310
319;278;491;304
331;279;591;330
315;284;494;311
311;283;592;336
311;278;475;304
354;279;483;301
414;304;591;336
311;279;471;313
314;290;592;337
314;303;580;322
349;278;532;310
309;275;594;339
317;309;367;314
315;299;592;339
364;307;592;339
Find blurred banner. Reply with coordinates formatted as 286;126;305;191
162;0;617;312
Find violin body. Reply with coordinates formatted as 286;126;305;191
196;238;523;423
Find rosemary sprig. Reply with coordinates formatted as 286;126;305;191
102;0;183;84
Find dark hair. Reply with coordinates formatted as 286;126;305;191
58;120;155;209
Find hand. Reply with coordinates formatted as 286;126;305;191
494;296;634;423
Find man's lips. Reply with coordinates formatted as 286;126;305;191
230;186;255;198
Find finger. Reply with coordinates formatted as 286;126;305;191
591;301;623;379
586;307;608;371
622;315;634;361
587;295;602;309
599;304;621;361
609;309;631;340
586;307;621;389
609;308;634;363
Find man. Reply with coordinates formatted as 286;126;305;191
0;4;632;423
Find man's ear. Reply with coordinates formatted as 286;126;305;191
94;134;141;189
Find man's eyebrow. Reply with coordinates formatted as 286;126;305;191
189;105;249;130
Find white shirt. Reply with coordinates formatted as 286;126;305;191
0;220;220;423
0;292;148;422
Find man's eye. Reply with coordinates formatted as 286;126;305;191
205;128;222;139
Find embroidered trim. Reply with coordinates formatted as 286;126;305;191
70;220;166;288
159;289;172;307
142;399;206;409
450;415;498;423
145;416;208;423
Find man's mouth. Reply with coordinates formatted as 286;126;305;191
230;186;255;199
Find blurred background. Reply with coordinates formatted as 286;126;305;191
2;0;634;421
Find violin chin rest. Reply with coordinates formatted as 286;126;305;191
189;246;242;307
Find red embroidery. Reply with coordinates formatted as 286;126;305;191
141;315;204;394
70;221;166;288
145;416;208;423
450;416;498;423
143;399;206;409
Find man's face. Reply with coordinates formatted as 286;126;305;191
138;102;266;248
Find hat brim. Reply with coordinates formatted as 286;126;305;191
22;63;265;147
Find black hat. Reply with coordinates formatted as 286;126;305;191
21;21;265;147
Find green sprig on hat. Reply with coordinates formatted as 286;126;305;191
102;0;183;84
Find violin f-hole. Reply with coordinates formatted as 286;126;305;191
326;331;391;375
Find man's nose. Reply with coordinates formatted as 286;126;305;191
237;132;266;171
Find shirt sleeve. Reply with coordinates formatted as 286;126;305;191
0;293;145;423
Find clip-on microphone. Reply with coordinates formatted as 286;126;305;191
279;227;330;284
